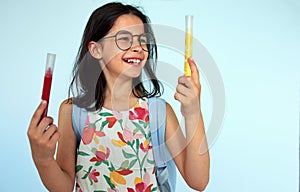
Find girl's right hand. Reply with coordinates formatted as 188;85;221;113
27;100;60;166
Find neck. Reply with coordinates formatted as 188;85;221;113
105;77;133;98
103;76;139;111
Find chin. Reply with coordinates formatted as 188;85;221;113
128;71;142;78
125;65;144;78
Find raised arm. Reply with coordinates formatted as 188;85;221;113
166;58;210;191
27;100;77;192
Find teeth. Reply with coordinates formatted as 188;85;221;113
125;59;141;64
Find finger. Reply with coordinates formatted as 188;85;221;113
188;58;200;86
37;125;59;151
178;76;186;87
176;84;190;96
178;77;196;94
29;100;48;128
41;124;57;140
49;130;60;146
174;92;185;102
178;76;185;84
178;76;192;88
36;117;54;135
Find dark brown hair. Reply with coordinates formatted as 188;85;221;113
69;2;163;111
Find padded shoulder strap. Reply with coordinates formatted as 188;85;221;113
148;97;177;192
72;104;88;148
148;97;170;166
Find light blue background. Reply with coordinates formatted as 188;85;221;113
0;0;298;191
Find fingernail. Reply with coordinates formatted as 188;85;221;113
189;57;194;62
41;100;47;105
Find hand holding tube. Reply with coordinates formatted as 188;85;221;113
41;53;56;117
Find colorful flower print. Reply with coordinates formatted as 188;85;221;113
127;172;153;192
82;115;105;145
123;127;144;143
81;166;101;186
82;126;95;145
90;145;110;163
140;139;152;153
110;170;126;186
107;117;117;128
111;139;127;147
75;98;159;191
112;127;143;147
88;169;100;183
82;126;106;145
115;169;133;175
129;107;149;122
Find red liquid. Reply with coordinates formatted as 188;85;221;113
41;69;53;117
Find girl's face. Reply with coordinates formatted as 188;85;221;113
99;14;149;80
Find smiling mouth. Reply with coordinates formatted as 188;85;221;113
123;58;142;65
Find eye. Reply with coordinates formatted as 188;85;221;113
140;39;147;44
140;35;148;44
117;36;131;41
116;31;132;42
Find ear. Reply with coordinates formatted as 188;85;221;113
88;41;103;59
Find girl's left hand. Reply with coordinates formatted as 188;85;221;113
174;58;201;117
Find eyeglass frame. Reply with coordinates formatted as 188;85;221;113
100;30;155;52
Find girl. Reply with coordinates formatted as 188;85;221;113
28;2;210;192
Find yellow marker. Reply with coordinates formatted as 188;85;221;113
184;15;193;76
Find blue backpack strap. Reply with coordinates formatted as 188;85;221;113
72;103;88;149
148;97;177;192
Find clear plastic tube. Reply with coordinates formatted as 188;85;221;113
184;15;193;76
45;53;56;74
42;53;56;117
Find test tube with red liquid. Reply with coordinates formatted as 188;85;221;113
42;53;56;117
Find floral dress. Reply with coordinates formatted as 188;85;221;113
75;97;159;192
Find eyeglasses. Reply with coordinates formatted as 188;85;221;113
101;30;155;52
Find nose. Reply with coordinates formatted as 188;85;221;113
130;36;142;52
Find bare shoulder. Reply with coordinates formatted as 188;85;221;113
59;98;72;115
165;101;180;135
165;101;172;111
57;98;74;134
57;98;73;135
165;101;177;120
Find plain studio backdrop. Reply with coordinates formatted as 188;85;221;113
0;0;298;191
